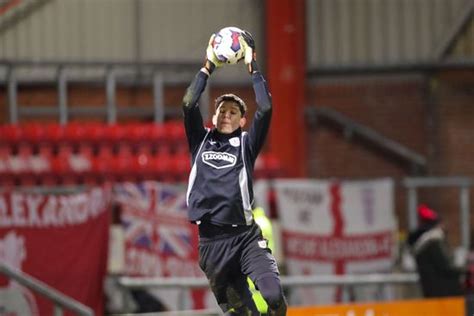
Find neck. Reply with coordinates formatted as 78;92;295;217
214;127;241;139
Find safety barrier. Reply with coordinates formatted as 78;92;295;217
116;273;419;311
0;262;93;316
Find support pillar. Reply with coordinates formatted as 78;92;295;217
266;0;307;177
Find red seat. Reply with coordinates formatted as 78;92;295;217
31;150;52;176
51;144;73;175
166;120;186;143
151;151;173;180
111;144;134;180
166;121;187;152
147;123;168;151
125;123;148;143
64;123;86;143
44;123;64;143
10;143;34;175
135;152;153;179
171;152;190;182
93;145;114;174
22;123;46;143
77;143;94;158
0;124;22;144
83;122;105;144
30;144;54;178
104;124;126;143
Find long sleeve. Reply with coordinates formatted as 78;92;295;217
247;71;272;161
182;70;209;155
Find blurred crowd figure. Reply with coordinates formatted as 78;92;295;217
407;204;465;298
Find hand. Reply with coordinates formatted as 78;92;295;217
239;30;258;73
205;34;224;73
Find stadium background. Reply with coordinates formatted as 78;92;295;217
0;0;473;314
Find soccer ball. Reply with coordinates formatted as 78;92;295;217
212;27;245;64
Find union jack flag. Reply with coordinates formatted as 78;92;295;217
115;181;196;259
115;181;187;216
158;225;193;258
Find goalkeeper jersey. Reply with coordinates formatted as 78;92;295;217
182;70;272;226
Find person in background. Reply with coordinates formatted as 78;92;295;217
407;204;465;298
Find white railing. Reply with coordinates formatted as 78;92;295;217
0;262;94;316
118;273;418;289
116;273;419;312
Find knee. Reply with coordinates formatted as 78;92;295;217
256;276;287;311
263;287;285;309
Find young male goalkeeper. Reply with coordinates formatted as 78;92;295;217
182;31;287;315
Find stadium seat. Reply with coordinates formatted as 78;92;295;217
77;143;94;158
135;152;153;179
147;123;168;152
83;122;105;144
10;143;34;175
151;150;173;181
44;123;64;143
37;143;54;158
171;152;190;182
64;122;86;143
125;123;149;144
22;123;46;143
78;143;98;184
30;153;51;176
104;124;126;143
32;144;54;180
93;145;114;175
111;144;134;181
0;124;22;144
51;144;73;175
166;120;186;152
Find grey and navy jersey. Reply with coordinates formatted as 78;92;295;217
182;70;272;226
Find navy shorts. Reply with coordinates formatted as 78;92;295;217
198;222;280;307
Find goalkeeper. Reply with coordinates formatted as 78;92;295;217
182;30;287;316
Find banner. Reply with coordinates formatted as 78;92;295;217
0;186;111;315
272;178;396;305
288;297;465;316
114;182;209;310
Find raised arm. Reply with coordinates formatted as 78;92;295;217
240;31;272;159
182;35;225;153
182;68;208;153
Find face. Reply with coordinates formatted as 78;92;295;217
213;101;246;134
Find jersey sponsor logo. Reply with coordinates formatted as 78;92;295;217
202;151;237;169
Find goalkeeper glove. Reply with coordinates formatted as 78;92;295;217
205;34;224;74
240;30;258;74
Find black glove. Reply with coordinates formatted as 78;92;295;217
240;30;258;74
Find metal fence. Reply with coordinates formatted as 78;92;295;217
0;262;93;316
114;273;420;312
